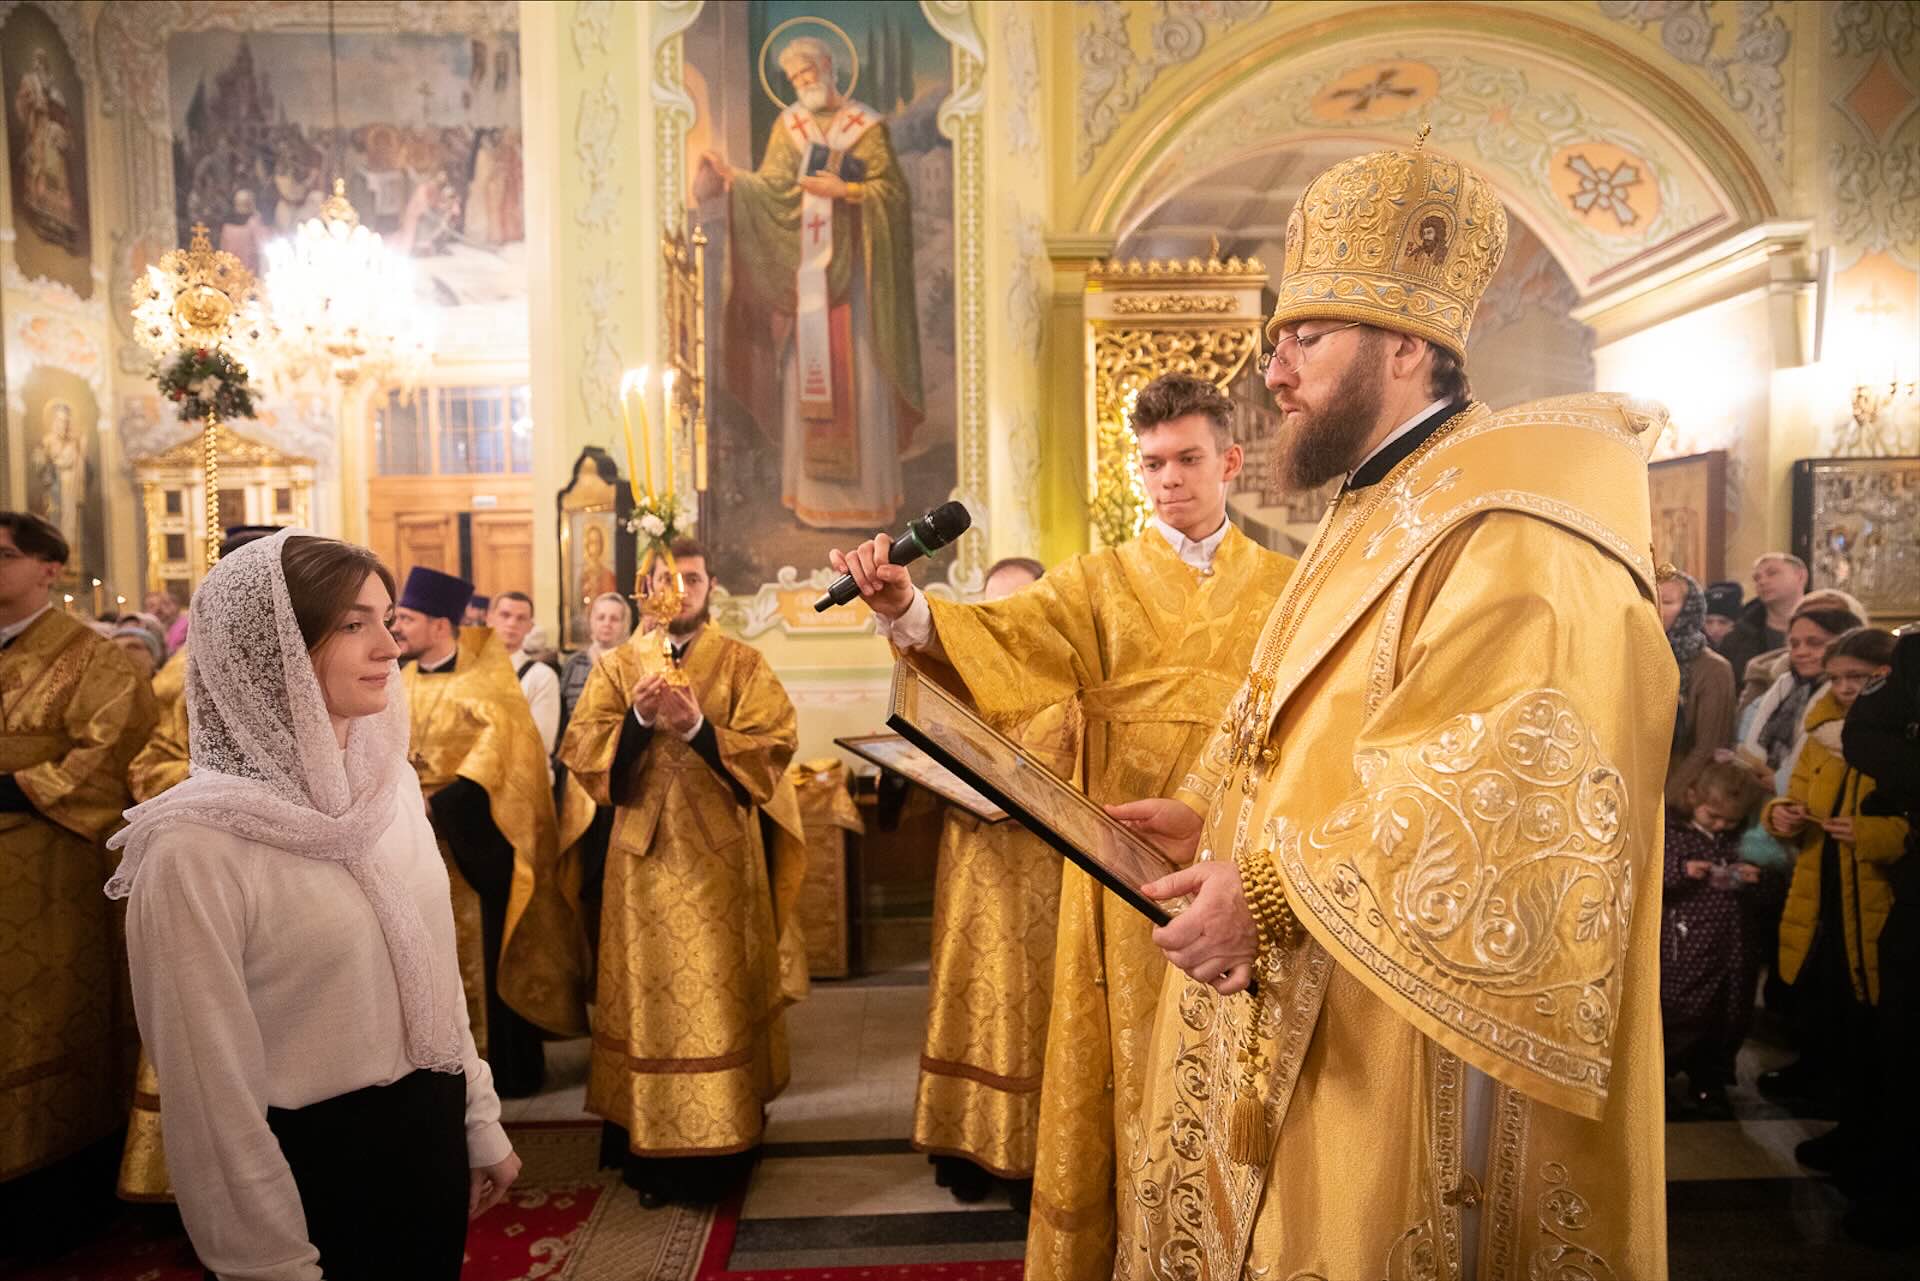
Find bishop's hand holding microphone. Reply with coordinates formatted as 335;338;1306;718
816;501;972;614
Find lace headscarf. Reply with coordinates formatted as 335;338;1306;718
107;530;463;1073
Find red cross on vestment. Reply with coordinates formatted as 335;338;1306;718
786;113;812;145
807;213;827;244
841;109;867;130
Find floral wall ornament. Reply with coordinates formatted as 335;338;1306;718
1556;149;1651;230
1596;0;1790;168
1075;0;1271;174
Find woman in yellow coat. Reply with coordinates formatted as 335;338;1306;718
1763;626;1906;1172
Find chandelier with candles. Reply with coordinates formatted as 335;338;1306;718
257;1;433;389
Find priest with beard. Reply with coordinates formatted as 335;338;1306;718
393;567;593;1099
1111;138;1672;1280
557;538;808;1208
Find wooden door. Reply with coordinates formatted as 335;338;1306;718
470;511;533;597
395;513;457;588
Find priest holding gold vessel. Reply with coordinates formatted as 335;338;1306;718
830;375;1296;1279
558;374;808;1208
1105;136;1672;1279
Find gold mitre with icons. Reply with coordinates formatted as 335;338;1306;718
1267;128;1507;358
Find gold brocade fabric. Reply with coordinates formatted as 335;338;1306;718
911;701;1079;1178
119;658;185;1197
1122;395;1672;1281
918;524;1293;1280
127;693;189;803
403;628;593;1045
0;611;154;1182
558;628;804;1156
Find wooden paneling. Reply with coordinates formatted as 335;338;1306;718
395;513;456;587
471;510;534;597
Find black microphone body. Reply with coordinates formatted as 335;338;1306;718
814;501;972;612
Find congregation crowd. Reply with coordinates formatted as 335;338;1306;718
1657;551;1917;1243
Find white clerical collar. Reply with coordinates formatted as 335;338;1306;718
0;601;52;648
1151;514;1230;573
1347;397;1450;486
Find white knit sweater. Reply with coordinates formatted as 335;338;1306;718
126;785;509;1281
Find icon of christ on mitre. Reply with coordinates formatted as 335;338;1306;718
695;23;924;531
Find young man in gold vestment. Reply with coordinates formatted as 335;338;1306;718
393;567;594;1100
912;557;1076;1208
557;540;809;1208
0;513;154;1224
831;379;1296;1279
1114;141;1673;1280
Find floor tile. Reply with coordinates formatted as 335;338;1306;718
740;1153;1010;1220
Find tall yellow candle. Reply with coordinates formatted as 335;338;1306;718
631;366;658;501
618;367;650;503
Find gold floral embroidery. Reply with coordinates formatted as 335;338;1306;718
1279;688;1631;1101
1528;1161;1617;1281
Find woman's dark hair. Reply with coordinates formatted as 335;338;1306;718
1791;607;1865;640
281;536;397;652
1826;626;1897;667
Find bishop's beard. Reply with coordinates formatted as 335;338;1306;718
1272;351;1388;492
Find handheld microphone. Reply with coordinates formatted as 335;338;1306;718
814;501;973;612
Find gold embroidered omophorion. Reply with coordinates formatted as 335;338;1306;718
1121;393;1675;1281
906;524;1293;1280
558;628;808;1156
1;610;155;1183
912;699;1079;1179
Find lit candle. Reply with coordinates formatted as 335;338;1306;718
661;369;678;497
632;366;658;500
63;593;74;614
116;595;127;609
91;577;105;617
618;367;650;503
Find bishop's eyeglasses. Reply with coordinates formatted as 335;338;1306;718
1258;320;1368;375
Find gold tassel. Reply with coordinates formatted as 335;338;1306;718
1228;1093;1268;1166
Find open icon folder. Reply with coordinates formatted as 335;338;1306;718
883;661;1177;926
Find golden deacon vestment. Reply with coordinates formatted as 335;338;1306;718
118;671;188;1201
909;525;1292;1278
403;628;594;1071
912;699;1079;1178
1121;395;1674;1281
559;628;808;1156
0;609;155;1181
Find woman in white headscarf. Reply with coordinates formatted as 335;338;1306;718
108;531;518;1281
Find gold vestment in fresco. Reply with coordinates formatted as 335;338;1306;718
1120;396;1673;1281
558;628;808;1156
402;628;594;1050
0;609;154;1181
911;699;1080;1178
914;524;1293;1280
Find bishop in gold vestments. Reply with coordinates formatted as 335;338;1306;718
559;612;807;1170
835;404;1294;1277
1120;144;1672;1281
0;601;154;1182
396;572;593;1097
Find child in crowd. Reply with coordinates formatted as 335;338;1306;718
1761;627;1906;1168
1662;760;1776;1117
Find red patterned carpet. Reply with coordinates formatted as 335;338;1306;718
14;1124;620;1281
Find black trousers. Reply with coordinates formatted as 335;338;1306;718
438;782;547;1097
257;1069;469;1281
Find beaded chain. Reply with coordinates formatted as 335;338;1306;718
1223;403;1477;794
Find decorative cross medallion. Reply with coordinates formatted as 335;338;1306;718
1363;465;1462;560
